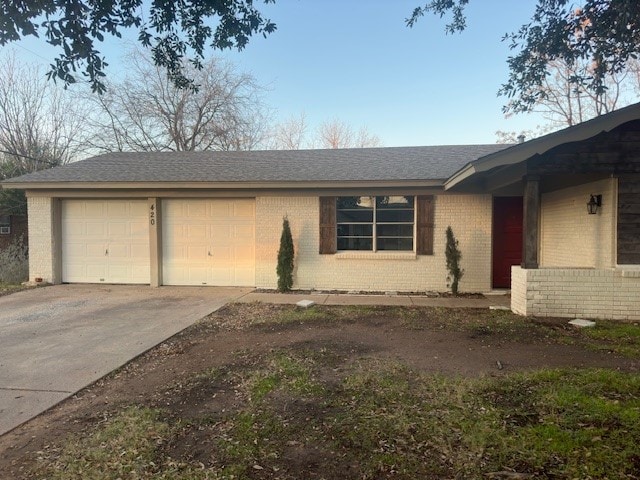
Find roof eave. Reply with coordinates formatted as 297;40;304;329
1;179;446;190
444;102;640;190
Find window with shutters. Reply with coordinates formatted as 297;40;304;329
336;196;415;251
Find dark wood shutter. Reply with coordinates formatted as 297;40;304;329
319;196;337;254
416;195;435;255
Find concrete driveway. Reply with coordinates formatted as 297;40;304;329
0;284;251;435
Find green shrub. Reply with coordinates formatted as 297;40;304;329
0;235;28;283
445;226;463;295
276;216;294;292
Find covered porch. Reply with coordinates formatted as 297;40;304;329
447;103;640;320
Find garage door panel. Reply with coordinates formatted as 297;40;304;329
187;245;208;259
108;264;129;279
85;202;105;217
234;202;255;217
214;245;231;261
108;244;130;258
235;245;254;262
106;201;128;216
236;267;254;282
130;244;149;259
107;222;127;237
211;267;231;282
130;221;147;237
65;221;85;236
62;200;149;284
162;199;255;286
187;202;207;217
235;225;253;238
129;201;148;216
212;227;231;241
131;265;148;277
85;264;107;279
188;225;207;239
86;222;106;236
85;243;105;258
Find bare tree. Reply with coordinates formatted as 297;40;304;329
316;119;381;149
0;52;89;214
495;126;549;144
86;51;270;152
496;58;640;143
505;59;637;129
268;115;382;150
269;112;308;150
0;53;88;173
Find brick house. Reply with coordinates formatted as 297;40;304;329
2;102;640;320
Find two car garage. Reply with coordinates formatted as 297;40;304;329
60;199;256;286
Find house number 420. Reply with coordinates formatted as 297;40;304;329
150;204;156;225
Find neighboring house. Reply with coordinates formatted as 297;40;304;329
2;102;640;320
0;213;28;251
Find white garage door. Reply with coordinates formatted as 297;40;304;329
162;199;255;286
62;200;150;284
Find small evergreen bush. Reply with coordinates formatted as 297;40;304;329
276;216;294;292
445;226;464;295
0;235;28;284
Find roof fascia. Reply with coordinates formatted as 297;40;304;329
1;179;445;191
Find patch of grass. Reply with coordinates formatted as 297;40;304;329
247;350;324;402
0;281;29;298
400;306;558;343
257;305;330;325
37;406;209;480
34;350;640;479
574;321;640;357
249;304;386;326
478;369;640;478
332;360;486;478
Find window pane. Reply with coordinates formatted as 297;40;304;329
337;224;373;237
337;210;374;223
377;209;414;223
337;196;374;209
376;196;414;209
337;237;373;251
0;215;9;226
337;196;373;223
377;238;414;251
377;224;413;237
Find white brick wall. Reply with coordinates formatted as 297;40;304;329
511;266;640;320
540;178;616;268
27;196;57;283
255;194;493;292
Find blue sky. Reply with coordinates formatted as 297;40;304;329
10;0;547;147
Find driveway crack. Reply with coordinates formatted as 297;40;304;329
0;387;72;394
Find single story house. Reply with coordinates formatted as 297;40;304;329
2;103;640;320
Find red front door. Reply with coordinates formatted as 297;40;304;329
492;197;523;289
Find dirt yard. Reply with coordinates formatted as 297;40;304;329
1;303;639;479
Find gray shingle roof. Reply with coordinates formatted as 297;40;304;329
3;145;511;185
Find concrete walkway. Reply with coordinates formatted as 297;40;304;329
0;284;251;436
237;291;511;308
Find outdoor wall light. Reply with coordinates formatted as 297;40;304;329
587;194;602;215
